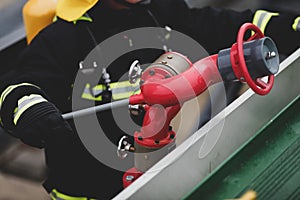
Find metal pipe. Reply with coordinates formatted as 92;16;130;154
62;98;129;120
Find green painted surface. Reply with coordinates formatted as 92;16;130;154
183;95;300;200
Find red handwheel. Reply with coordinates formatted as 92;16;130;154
237;23;275;95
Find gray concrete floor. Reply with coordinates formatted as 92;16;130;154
0;140;49;199
0;172;50;200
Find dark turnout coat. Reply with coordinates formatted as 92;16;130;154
0;0;298;198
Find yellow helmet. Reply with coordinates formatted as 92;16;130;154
56;0;99;22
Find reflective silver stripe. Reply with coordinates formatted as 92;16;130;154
111;85;139;95
17;94;45;110
253;10;279;33
292;16;300;31
50;189;96;200
50;193;64;200
111;86;140;100
83;87;103;96
81;80;140;101
256;12;268;31
82;83;105;99
0;83;40;109
13;94;47;124
110;80;140;100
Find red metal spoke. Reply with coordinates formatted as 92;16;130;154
255;78;268;89
247;33;259;41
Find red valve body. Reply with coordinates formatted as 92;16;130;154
124;23;277;188
130;54;221;148
130;54;221;106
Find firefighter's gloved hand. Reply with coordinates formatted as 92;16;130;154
10;94;72;148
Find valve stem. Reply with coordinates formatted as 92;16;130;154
265;51;276;60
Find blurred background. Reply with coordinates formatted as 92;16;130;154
0;0;299;199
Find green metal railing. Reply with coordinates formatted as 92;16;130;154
183;95;300;200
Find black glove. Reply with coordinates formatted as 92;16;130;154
14;100;73;148
0;84;72;148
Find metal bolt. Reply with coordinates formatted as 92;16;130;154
79;61;84;69
139;80;145;86
129;104;140;116
162;61;167;65
149;69;155;76
167;55;173;59
93;61;98;68
165;26;172;32
240;77;245;81
165;74;171;79
144;155;148;160
126;175;135;181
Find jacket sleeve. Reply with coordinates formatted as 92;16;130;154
0;20;84;113
153;0;299;56
176;6;254;54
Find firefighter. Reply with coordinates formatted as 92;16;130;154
0;0;299;199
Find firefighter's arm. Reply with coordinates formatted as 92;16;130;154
169;2;299;56
253;10;299;56
0;83;72;148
